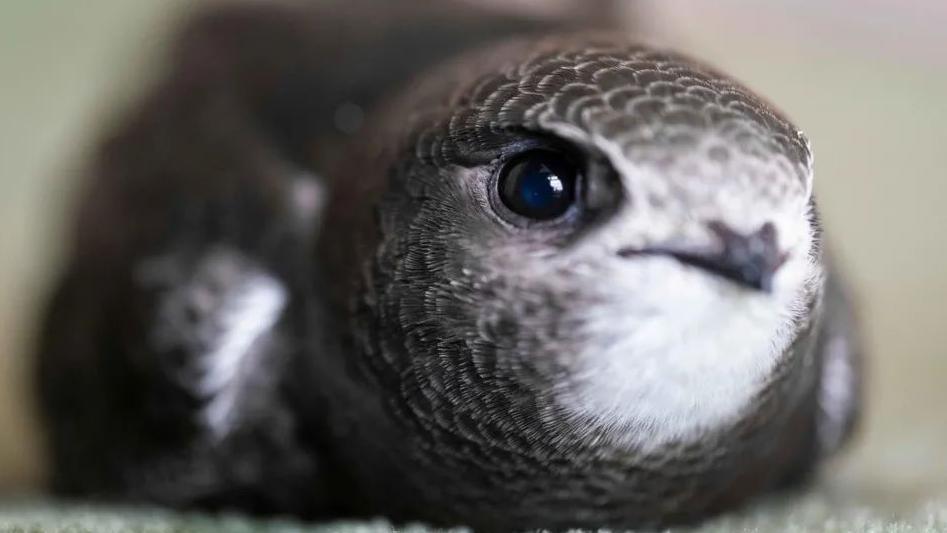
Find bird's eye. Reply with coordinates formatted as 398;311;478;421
497;150;579;221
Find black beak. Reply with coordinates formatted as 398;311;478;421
618;221;787;293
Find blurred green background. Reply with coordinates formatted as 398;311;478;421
0;0;944;521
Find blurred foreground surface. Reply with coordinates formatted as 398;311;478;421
0;0;945;526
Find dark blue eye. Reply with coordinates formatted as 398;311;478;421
498;150;578;221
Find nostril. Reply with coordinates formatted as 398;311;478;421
708;221;778;256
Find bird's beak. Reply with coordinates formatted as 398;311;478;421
617;221;787;293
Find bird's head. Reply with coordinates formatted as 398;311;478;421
323;35;823;450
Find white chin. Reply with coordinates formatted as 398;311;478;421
555;251;818;452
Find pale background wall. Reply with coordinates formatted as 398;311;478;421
0;0;944;510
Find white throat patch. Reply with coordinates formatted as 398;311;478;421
556;245;819;452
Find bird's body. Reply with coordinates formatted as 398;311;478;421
36;1;861;530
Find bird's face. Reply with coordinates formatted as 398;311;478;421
352;37;822;450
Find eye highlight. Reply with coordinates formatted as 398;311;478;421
497;150;579;221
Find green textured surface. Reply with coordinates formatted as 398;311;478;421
0;505;429;533
1;489;947;533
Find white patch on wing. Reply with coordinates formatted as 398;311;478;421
289;173;326;240
198;266;286;438
139;248;287;440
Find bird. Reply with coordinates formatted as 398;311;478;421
35;0;862;530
